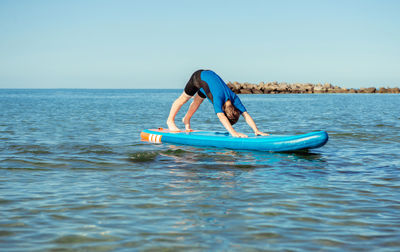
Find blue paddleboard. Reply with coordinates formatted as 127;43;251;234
141;128;328;152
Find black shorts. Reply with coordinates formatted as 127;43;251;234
184;70;207;98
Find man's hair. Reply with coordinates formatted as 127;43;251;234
223;101;240;125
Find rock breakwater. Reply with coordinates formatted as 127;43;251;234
226;81;400;94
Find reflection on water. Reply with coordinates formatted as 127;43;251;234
128;144;328;179
1;90;400;251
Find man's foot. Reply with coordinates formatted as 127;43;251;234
182;117;191;131
167;120;180;132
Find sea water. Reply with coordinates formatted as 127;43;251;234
1;89;399;251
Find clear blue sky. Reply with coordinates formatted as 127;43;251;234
0;0;399;89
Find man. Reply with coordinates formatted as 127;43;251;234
167;70;269;138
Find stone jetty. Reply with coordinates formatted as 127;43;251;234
226;81;400;94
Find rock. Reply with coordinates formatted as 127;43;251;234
242;83;253;90
239;88;252;94
252;89;263;94
304;84;314;93
314;84;324;93
378;87;388;93
231;82;241;92
391;87;400;93
254;83;264;91
227;82;236;93
297;84;313;93
323;83;333;89
287;83;297;93
263;82;277;93
263;86;273;94
359;87;376;93
277;84;288;92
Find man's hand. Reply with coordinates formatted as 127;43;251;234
255;131;269;136
232;132;248;138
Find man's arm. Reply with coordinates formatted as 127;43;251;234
217;113;248;138
242;112;269;136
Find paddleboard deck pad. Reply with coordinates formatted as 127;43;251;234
141;128;328;152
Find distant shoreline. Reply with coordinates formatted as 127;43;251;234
227;82;400;94
0;85;399;93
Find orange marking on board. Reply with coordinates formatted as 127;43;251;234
140;132;150;142
141;132;162;143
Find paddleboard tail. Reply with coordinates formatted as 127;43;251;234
140;131;162;143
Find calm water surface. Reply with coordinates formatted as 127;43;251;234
1;89;400;251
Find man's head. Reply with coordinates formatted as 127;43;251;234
223;100;240;125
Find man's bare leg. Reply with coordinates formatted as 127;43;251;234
182;94;205;131
167;92;192;131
